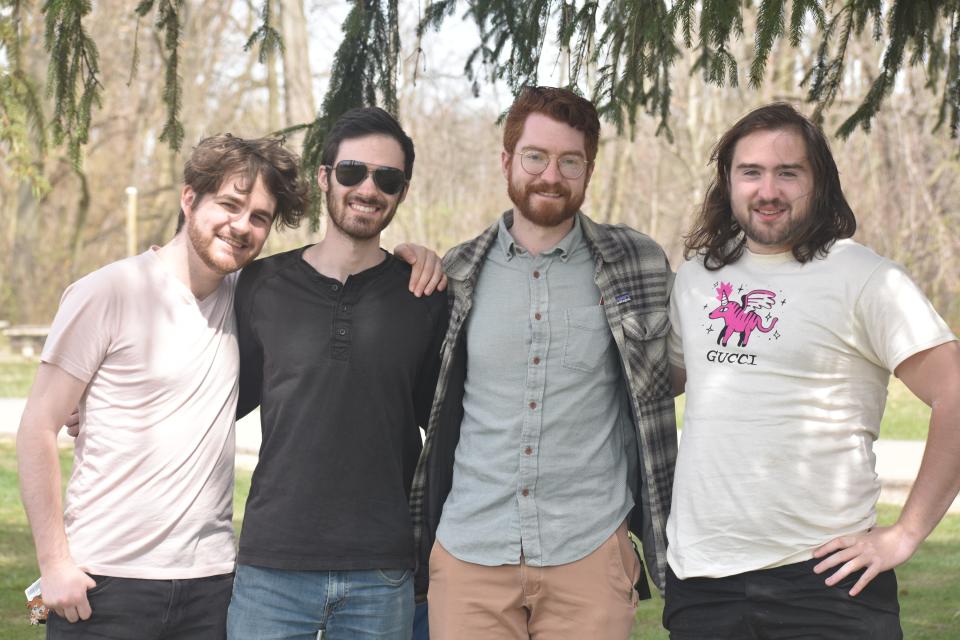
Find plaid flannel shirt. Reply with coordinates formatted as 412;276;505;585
410;211;677;598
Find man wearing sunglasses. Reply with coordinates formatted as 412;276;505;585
226;107;447;639
412;86;677;639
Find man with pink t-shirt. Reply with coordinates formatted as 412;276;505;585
15;135;308;639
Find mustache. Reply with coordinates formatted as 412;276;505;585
348;194;388;209
751;198;791;208
527;179;571;198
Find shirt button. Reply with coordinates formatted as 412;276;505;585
521;488;530;497
331;284;340;292
528;401;537;410
534;312;542;320
524;446;533;455
341;305;349;312
337;328;347;336
532;356;540;365
532;270;541;279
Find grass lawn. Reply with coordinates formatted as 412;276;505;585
0;360;37;398
0;440;958;638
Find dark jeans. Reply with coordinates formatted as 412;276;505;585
47;572;234;640
663;559;902;640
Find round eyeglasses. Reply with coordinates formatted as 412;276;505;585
515;150;590;180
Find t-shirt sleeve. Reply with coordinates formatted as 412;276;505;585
40;274;115;383
667;267;685;369
856;260;956;374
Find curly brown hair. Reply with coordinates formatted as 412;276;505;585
685;102;856;268
503;86;600;162
176;134;309;233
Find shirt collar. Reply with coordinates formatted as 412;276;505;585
497;212;584;263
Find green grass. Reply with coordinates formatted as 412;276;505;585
0;361;36;398
1;440;958;638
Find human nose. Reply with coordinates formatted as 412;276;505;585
539;156;563;182
228;210;253;233
354;169;381;195
757;173;777;200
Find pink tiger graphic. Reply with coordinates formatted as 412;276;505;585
708;282;778;347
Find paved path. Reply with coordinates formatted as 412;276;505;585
1;397;957;512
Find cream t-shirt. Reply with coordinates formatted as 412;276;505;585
41;249;239;579
666;240;955;579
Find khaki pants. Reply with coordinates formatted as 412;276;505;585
427;521;640;639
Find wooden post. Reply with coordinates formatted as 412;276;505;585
125;186;138;257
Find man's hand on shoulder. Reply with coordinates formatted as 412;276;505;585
394;242;447;297
41;560;96;622
811;523;921;597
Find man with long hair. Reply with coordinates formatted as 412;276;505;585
665;102;960;638
413;86;677;639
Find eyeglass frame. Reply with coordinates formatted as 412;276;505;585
513;149;592;180
323;160;409;196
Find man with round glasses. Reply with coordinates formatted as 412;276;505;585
226;107;448;639
411;86;677;639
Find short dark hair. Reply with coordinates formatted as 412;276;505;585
175;134;309;233
321;107;415;179
684;102;856;268
503;86;601;162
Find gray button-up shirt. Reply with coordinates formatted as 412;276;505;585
435;216;633;567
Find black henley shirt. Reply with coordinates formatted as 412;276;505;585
235;246;447;571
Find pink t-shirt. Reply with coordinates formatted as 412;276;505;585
41;249;239;579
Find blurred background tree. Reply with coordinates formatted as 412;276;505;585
1;0;958;326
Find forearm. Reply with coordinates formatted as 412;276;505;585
895;396;960;545
17;423;73;572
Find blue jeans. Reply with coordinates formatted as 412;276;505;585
227;564;414;640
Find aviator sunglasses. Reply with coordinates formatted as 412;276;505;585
327;160;407;196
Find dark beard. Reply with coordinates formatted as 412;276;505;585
326;191;397;241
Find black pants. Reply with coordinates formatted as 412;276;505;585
46;573;234;640
663;559;902;640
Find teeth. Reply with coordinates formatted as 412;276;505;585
350;202;378;213
218;235;244;248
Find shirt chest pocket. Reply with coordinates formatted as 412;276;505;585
562;306;613;372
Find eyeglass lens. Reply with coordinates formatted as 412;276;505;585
334;161;406;195
519;151;586;179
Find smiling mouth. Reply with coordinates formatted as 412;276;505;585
217;234;248;249
752;204;789;219
347;198;384;214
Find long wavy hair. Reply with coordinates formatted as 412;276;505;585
684;102;856;269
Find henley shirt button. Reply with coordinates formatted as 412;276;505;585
331;284;340;292
337;328;347;336
532;356;540;364
524;446;533;455
341;304;349;312
534;312;542;320
521;488;530;497
528;401;537;410
532;270;541;279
